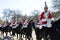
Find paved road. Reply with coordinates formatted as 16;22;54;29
0;31;38;40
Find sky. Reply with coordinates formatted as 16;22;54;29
0;0;53;18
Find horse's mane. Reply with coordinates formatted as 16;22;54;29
51;18;60;28
53;18;60;23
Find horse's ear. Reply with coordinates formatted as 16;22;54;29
58;18;60;21
51;20;56;25
58;19;60;23
56;19;60;22
51;21;54;24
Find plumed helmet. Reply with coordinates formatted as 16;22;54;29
44;1;48;9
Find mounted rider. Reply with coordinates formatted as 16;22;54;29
40;2;54;28
22;19;28;35
11;21;19;29
39;2;54;40
22;19;28;28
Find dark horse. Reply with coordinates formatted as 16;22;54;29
16;22;23;39
26;20;35;40
12;22;23;39
49;19;60;40
2;23;10;37
40;19;60;40
34;25;41;40
35;18;60;40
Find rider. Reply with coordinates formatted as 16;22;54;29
12;21;18;29
22;19;28;35
39;2;54;40
22;19;28;28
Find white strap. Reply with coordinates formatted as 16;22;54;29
39;25;42;29
35;25;39;28
23;23;28;28
12;24;19;29
12;26;17;29
42;19;47;21
47;19;52;28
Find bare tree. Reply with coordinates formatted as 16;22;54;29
10;10;22;21
3;9;22;22
31;10;40;19
31;10;40;23
3;9;11;21
52;0;60;11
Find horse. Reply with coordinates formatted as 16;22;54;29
49;19;60;40
16;22;23;39
11;22;23;40
12;25;17;36
25;20;35;40
2;23;10;37
41;18;60;40
34;25;41;40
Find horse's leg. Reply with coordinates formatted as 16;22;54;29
12;30;15;36
9;31;11;36
25;36;27;40
24;28;28;40
10;30;12;36
47;28;52;40
23;28;25;38
27;36;30;40
39;29;44;40
4;32;6;37
19;34;23;40
17;33;18;39
19;34;21;39
24;34;27;40
35;28;40;40
3;31;4;37
5;32;7;37
10;31;12;36
8;32;10;36
8;28;11;36
19;34;21;40
43;28;48;40
27;32;32;40
30;32;33;40
1;31;3;35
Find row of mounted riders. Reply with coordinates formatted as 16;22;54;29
0;20;35;40
0;19;60;40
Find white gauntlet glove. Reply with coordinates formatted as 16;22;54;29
39;25;42;29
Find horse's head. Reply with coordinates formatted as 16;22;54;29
57;18;60;23
28;20;35;29
51;18;60;25
51;18;60;33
